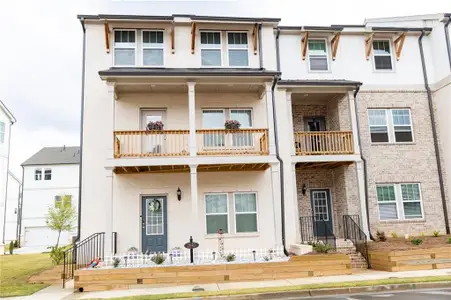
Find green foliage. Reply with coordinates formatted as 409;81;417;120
113;257;121;268
13;240;19;248
390;232;398;238
376;231;387;242
433;231;440;237
411;238;423;246
45;194;76;248
9;241;14;255
263;256;270;261
225;253;236;262
48;246;65;265
448;238;451;244
312;242;333;254
151;253;166;265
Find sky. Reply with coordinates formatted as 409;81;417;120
1;0;450;176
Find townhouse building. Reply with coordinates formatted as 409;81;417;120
77;13;450;256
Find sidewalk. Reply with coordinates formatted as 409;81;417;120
71;268;451;299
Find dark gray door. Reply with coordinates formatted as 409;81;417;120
141;196;167;253
310;189;333;237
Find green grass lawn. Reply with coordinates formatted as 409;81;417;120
87;276;451;300
0;253;53;297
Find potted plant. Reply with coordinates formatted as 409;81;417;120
224;120;241;130
146;121;164;131
127;246;138;259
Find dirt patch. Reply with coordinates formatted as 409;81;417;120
368;235;451;251
28;265;63;285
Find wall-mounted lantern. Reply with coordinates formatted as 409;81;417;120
302;184;307;196
177;187;182;201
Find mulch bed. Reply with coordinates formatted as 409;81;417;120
368;235;451;251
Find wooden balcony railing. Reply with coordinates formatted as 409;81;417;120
196;129;269;156
294;131;354;155
114;130;190;158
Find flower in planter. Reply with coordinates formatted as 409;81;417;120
146;121;164;131
224;120;241;130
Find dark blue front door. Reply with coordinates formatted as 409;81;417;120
141;196;167;253
310;189;333;237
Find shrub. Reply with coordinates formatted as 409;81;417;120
448;238;451;244
263;256;270;261
312;242;333;254
13;240;19;248
391;232;398;238
49;246;65;264
113;257;121;268
9;241;14;255
376;231;387;242
433;231;440;237
225;253;236;262
411;238;423;246
151;253;166;265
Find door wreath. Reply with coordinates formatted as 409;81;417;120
149;199;162;212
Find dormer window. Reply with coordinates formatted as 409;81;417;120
114;30;136;66
201;32;221;66
307;39;329;71
227;32;249;66
142;31;164;66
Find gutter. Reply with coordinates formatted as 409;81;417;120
258;24;263;69
2;121;14;244
352;87;375;241
418;31;450;234
444;16;451;71
76;17;87;242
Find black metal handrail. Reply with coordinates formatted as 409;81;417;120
318;217;337;250
62;232;105;288
343;215;370;268
299;215;337;250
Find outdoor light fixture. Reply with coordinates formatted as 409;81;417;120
302;184;307;196
177;187;182;201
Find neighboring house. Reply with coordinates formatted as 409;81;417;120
20;146;80;247
0;100;16;245
78;13;450;256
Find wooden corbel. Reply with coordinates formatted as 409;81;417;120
365;33;375;60
171;24;175;54
191;22;197;54
104;22;110;53
394;32;407;61
301;31;309;60
331;32;341;60
252;23;258;55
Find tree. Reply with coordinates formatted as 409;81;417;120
45;194;76;248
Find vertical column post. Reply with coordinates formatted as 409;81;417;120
269;163;281;244
264;82;276;155
347;91;361;154
286;91;295;155
356;161;370;237
187;82;197;156
190;165;199;238
107;83;116;159
104;168;114;256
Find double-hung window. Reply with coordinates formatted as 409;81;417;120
368;109;413;143
0;121;5;144
234;193;258;233
202;109;225;148
377;183;423;220
142;31;164;66
201;32;221;66
114;30;136;66
44;168;52;180
34;169;42;181
205;194;229;234
227;32;248;66
230;109;253;147
373;40;393;70
307;39;329;71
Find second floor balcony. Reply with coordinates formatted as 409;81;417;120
294;131;354;155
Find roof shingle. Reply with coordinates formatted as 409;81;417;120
22;146;80;166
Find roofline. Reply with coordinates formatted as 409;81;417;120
77;14;280;23
370;26;433;32
77;14;174;21
278;25;432;33
365;13;445;23
98;68;281;77
0;100;16;123
278;80;362;87
21;162;80;167
190;15;280;23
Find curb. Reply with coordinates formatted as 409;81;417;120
178;281;451;300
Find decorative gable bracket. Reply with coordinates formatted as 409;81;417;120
394;32;406;61
104;22;110;53
252;23;259;55
331;32;341;60
191;22;197;54
365;33;375;60
301;31;309;60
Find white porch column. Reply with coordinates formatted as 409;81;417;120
356;161;370;237
264;82;276;155
106;83;116;159
188;82;197;156
104;168;114;255
270;163;282;245
189;165;199;238
347;91;361;154
286;92;295;156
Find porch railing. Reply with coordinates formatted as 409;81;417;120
114;130;190;158
196;129;269;156
343;215;370;268
299;215;337;250
294;131;354;155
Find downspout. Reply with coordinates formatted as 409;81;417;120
418;30;450;234
444;15;451;70
352;87;375;241
76;17;87;242
258;23;263;69
2;121;13;244
275;28;281;72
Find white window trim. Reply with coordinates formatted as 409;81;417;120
377;183;424;221
368;108;414;144
226;31;250;68
205;193;229;235
141;30;165;67
34;168;42;181
44;168;52;181
200;31;223;67
307;38;330;72
146;197;165;236
202;108;254;128
372;39;395;72
233;192;259;234
113;29;138;67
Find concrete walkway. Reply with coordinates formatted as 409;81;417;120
70;268;451;299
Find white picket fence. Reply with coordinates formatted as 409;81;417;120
101;245;286;268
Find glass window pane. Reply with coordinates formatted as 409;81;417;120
394;131;413;142
203;110;224;128
206;215;228;234
143;49;163;66
373;41;390;54
308;40;326;52
114;49;135;65
205;194;227;213
368;110;387;126
401;184;421;201
371;132;389;143
379;203;398;220
377;186;396;202
115;30;135;43
375;56;392;70
403;202;422;219
230;110;252;127
392;109;411;125
201;32;220;45
236;214;257;233
201;49;221;66
228;50;248;66
235;193;257;212
228;32;248;45
309;56;328;71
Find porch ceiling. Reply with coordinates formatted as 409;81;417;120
114;163;270;174
115;83;263;94
291;92;343;104
296;161;353;170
